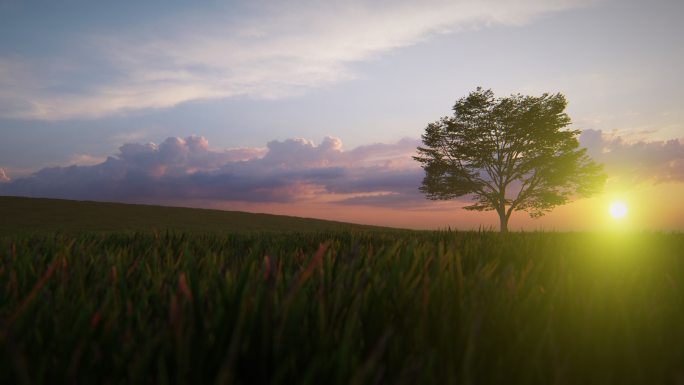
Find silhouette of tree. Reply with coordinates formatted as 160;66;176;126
414;88;606;232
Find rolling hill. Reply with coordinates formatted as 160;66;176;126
0;196;389;234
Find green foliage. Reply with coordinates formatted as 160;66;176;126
1;230;683;384
415;88;607;231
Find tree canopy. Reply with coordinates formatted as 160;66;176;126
414;88;606;232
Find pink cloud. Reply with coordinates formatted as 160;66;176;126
0;135;424;206
0;168;9;183
580;129;684;185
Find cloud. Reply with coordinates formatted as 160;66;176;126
580;129;684;185
0;168;9;183
67;154;108;167
3;130;682;213
0;135;425;206
0;0;592;120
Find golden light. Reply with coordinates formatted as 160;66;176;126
609;201;628;219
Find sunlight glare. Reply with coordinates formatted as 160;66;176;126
609;201;628;219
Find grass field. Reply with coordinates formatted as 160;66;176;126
1;197;683;384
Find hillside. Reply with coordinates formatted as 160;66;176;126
0;196;389;234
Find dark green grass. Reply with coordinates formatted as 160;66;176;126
0;196;389;234
1;229;683;384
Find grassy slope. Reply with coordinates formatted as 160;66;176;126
0;196;389;234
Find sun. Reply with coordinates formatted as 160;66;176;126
609;201;628;219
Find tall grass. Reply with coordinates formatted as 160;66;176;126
1;230;683;384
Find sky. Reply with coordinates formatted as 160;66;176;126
0;0;682;230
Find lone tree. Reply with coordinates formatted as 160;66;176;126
414;88;606;232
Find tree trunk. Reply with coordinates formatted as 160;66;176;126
498;211;508;233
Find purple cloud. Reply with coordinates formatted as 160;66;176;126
580;129;684;185
0;135;423;206
4;130;678;209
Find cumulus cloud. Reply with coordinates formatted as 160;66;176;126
0;0;592;120
580;129;684;185
3;130;681;209
260;137;343;168
0;135;425;206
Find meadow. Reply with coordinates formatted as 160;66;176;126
1;198;683;384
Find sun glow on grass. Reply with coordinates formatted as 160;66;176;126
609;201;628;219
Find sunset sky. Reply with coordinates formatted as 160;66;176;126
1;0;682;230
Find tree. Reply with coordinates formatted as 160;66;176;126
414;88;606;232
